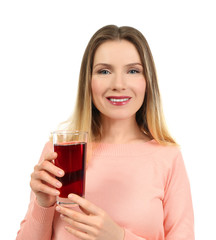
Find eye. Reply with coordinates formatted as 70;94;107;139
128;69;140;74
98;69;110;75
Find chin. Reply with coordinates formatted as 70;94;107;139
102;113;136;121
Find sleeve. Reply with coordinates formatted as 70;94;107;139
163;151;195;239
16;142;56;240
16;193;56;240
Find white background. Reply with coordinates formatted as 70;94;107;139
0;0;215;239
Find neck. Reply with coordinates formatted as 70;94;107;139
99;116;150;144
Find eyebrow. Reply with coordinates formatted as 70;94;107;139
93;63;112;69
125;63;143;67
93;63;143;69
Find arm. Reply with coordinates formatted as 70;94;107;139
163;151;195;239
16;192;56;240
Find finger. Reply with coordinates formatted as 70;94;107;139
64;226;90;240
44;151;57;161
79;205;90;216
37;160;64;177
68;194;101;216
56;205;93;226
60;214;97;235
34;170;62;189
31;179;60;196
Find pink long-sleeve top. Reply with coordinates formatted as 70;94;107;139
17;140;194;239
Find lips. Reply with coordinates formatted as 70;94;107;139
106;96;131;105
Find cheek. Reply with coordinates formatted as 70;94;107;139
133;79;146;100
91;78;106;105
91;78;100;99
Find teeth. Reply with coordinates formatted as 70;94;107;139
109;98;129;102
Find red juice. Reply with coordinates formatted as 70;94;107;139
54;142;86;198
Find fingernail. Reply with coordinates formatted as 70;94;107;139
56;206;61;212
58;170;64;176
68;194;74;199
65;226;70;231
56;181;62;188
55;190;60;195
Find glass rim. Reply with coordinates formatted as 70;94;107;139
51;130;88;135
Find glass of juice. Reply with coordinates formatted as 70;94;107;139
52;130;88;205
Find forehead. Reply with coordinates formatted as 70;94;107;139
93;40;141;65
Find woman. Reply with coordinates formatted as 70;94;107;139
17;25;194;240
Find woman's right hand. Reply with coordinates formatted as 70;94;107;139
30;150;65;208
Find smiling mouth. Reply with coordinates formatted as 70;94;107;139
109;98;130;102
106;96;131;105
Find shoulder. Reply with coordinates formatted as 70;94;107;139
148;140;184;168
152;140;181;157
143;139;181;156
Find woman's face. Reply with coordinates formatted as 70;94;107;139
91;40;146;122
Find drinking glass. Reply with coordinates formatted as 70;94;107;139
52;130;88;205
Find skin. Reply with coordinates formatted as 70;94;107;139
30;39;149;239
91;40;148;143
92;40;146;122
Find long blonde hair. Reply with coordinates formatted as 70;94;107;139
59;25;177;146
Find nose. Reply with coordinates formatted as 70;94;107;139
111;73;126;91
